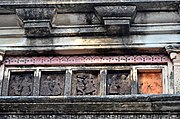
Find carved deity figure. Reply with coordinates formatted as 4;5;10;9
76;74;85;95
75;73;97;95
40;74;64;96
9;73;33;96
119;74;130;94
10;76;21;95
108;73;130;95
51;76;62;95
109;74;120;94
84;74;96;95
20;75;32;96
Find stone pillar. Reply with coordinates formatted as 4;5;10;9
0;51;5;95
170;52;180;94
166;45;180;94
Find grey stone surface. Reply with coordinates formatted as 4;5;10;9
0;0;178;11
0;1;179;37
0;95;180;114
0;34;179;55
94;6;136;35
134;12;180;24
16;8;57;37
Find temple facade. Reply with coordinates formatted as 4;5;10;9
0;0;180;118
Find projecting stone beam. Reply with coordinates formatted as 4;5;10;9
94;6;136;36
16;8;57;37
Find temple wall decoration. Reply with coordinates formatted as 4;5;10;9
138;71;163;94
0;54;172;96
4;55;169;66
72;71;99;96
0;0;180;118
8;72;33;96
107;70;131;95
40;71;65;96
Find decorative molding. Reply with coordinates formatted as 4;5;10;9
166;45;180;62
1;114;180;119
4;55;170;66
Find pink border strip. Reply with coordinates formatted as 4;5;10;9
4;55;170;66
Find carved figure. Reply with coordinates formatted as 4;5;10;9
84;74;96;95
10;76;21;95
51;76;62;95
75;73;97;95
20;75;32;96
9;73;33;96
76;74;85;95
109;74;120;94
40;73;64;96
107;73;130;95
119;74;130;94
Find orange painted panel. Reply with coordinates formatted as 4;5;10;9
139;72;163;94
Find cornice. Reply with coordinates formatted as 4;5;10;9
0;0;180;37
0;0;179;11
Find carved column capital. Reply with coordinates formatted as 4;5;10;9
166;45;180;94
166;45;180;62
94;6;136;36
16;8;57;37
170;52;177;60
0;50;5;63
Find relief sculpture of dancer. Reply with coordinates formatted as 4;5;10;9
75;73;97;95
40;73;64;96
107;72;130;95
9;73;33;96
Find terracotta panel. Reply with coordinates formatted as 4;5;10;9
107;71;131;95
40;71;65;96
72;71;100;96
138;72;163;94
9;72;34;96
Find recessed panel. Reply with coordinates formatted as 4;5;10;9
72;71;100;96
8;72;34;96
40;71;65;96
138;70;163;94
107;70;131;95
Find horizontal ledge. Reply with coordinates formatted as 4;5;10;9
130;25;180;34
1;24;180;37
0;95;180;114
0;94;179;103
0;0;178;12
0;0;178;4
131;23;180;27
0;24;180;38
0;45;168;55
0;34;179;47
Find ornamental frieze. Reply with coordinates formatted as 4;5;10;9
4;55;170;66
